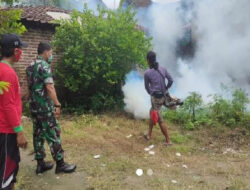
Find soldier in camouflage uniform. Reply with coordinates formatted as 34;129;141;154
26;42;76;174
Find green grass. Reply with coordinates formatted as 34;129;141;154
18;113;250;190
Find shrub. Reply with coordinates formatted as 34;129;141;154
164;89;249;130
0;9;26;40
183;92;203;121
53;5;151;112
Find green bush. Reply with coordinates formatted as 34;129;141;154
53;5;151;112
163;108;190;125
0;9;26;40
239;114;250;129
22;102;30;117
184;121;196;130
209;89;249;127
171;132;189;144
183;92;203;121
164;89;250;130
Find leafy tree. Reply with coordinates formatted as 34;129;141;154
209;89;249;127
232;89;249;113
0;0;18;5
0;9;26;40
21;0;72;7
209;95;232;123
183;92;203;121
53;5;151;111
0;9;25;94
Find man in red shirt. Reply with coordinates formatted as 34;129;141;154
0;34;28;190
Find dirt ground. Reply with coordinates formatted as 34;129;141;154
16;113;250;190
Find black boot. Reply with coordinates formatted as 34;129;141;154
55;159;76;174
36;160;54;174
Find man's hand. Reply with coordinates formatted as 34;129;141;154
46;84;61;118
17;131;28;149
54;107;61;119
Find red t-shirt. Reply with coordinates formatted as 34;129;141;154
0;61;22;134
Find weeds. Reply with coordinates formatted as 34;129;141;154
164;89;250;130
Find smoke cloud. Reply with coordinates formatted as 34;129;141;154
122;71;150;119
176;0;250;99
122;0;250;118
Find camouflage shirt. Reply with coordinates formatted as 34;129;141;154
26;56;54;113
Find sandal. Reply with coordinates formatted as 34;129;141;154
163;142;173;147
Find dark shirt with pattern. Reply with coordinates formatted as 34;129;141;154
26;56;54;113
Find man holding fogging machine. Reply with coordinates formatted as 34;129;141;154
144;51;183;146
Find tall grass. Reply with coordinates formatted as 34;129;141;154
163;89;250;130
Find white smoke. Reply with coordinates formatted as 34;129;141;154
102;0;120;9
123;0;250;118
122;2;184;118
177;0;250;99
122;71;150;119
136;2;184;72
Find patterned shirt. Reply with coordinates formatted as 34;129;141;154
26;56;54;113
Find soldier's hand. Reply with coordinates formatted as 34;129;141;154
17;131;28;149
54;107;61;119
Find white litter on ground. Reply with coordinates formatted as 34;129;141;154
136;169;143;176
176;152;181;157
148;145;154;149
182;164;188;169
148;151;155;155
126;134;132;138
223;148;236;154
144;144;155;152
171;180;178;184
94;155;101;159
147;169;153;176
56;176;60;179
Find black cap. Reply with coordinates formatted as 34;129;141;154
1;34;28;49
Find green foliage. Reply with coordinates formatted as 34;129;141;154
0;81;10;94
0;0;64;6
163;89;250;130
0;0;17;5
209;89;249;127
239;114;250;129
53;5;151;112
184;121;196;130
162;108;189;125
183;92;203;121
22;102;30;117
0;9;26;39
171;132;189;144
232;89;249;114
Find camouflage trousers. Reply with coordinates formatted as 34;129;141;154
31;112;64;161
